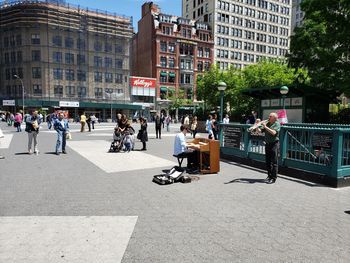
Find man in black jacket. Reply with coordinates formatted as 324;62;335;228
155;113;162;139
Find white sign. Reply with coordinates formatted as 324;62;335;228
59;101;79;108
261;99;270;107
271;99;280;107
3;100;15;106
291;97;303;106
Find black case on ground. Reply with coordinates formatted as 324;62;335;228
153;166;188;185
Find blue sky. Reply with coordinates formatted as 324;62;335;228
64;0;182;30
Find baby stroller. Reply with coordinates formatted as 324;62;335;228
109;126;135;152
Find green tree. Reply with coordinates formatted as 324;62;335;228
288;0;350;94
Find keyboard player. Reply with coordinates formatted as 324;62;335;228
173;125;199;170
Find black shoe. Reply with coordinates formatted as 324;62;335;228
55;152;60;155
62;150;67;154
141;148;147;151
266;178;276;184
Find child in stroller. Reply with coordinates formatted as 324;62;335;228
109;126;135;152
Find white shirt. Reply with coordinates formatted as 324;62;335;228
223;117;229;124
173;132;187;155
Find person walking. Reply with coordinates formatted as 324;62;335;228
25;110;41;154
54;112;69;155
155;113;162;139
14;112;23;132
46;114;52;130
212;113;219;140
86;115;92;132
165;115;171;132
223;114;230;124
260;112;281;184
80;113;86;132
91;114;96;129
139;117;148;150
206;115;214;139
190;116;198;139
183;114;190;129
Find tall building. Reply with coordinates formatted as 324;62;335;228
132;2;214;112
182;0;293;70
0;0;141;119
291;0;304;30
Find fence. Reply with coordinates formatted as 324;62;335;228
220;123;350;187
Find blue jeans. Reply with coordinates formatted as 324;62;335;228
56;130;66;153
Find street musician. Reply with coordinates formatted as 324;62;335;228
173;125;199;171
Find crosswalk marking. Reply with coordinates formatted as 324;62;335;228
0;216;138;263
68;140;176;173
0;134;13;149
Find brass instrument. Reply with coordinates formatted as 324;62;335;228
247;119;268;132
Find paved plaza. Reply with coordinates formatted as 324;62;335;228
0;121;349;263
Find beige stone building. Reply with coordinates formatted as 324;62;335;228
0;0;141;119
182;0;293;70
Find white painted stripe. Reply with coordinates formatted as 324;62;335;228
0;134;13;149
68;140;176;173
0;216;137;263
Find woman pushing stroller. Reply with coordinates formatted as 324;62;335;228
109;114;135;152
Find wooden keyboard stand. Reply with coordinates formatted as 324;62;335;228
189;138;220;174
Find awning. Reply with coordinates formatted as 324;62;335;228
160;72;167;77
160;87;168;92
169;72;176;77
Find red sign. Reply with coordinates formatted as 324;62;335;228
130;77;156;88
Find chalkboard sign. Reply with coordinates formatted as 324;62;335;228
223;126;242;148
312;133;333;149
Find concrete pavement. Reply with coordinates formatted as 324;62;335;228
0;121;349;262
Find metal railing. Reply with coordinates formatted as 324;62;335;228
220;123;350;180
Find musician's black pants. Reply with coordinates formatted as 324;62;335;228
177;150;199;169
265;141;279;180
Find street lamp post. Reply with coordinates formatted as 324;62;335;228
280;85;289;110
14;75;24;115
217;81;227;123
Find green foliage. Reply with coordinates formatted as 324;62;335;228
167;89;191;111
196;60;308;119
288;0;350;94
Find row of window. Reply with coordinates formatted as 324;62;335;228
216;48;288;61
217;11;290;26
3;35;126;54
217;32;289;46
217;22;285;36
159;57;211;70
159;24;210;41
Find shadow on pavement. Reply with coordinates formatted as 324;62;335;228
345;211;350;215
45;152;59;155
15;152;30;155
225;178;267;184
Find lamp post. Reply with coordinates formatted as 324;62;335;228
280;85;289;110
14;75;24;115
217;81;227;123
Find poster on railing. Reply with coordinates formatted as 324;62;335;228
277;109;288;124
223;126;241;148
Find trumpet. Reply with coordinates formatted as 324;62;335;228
247;119;268;132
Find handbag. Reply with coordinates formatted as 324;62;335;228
137;130;142;140
66;132;72;140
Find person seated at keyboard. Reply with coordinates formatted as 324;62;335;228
173;125;199;170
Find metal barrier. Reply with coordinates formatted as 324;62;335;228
220;123;350;187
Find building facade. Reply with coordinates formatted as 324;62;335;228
291;0;304;30
0;0;141;119
132;2;214;111
182;0;293;70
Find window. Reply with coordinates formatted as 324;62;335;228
105;42;112;52
94;87;103;98
65;53;74;64
168;43;175;53
197;61;203;71
11;52;16;63
77;54;85;64
65;37;74;48
160;57;167;67
94;72;102;82
160;41;167;52
32;67;41;79
180;74;193;84
17;68;23;78
115;74;123;84
105;57;113;68
53;52;62;63
197;47;203;57
65;69;75;81
4;37;9;48
17;51;22;62
65;86;76;97
115;44;123;53
160;73;167;83
4;53;9;64
105;72;113;83
77;87;87;98
5;69;11;80
94;41;102;51
31;34;40;44
115;59;123;69
77;70;86;81
16;35;22;46
77;39;85;49
32;50;41;61
54;85;63;97
52;36;62;46
204;48;210;58
94;56;102;67
33;84;42;95
169;58;175;68
168;73;175;83
53;68;63;80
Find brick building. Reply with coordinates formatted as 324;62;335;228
132;2;214;112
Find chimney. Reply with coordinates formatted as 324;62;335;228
141;2;160;17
